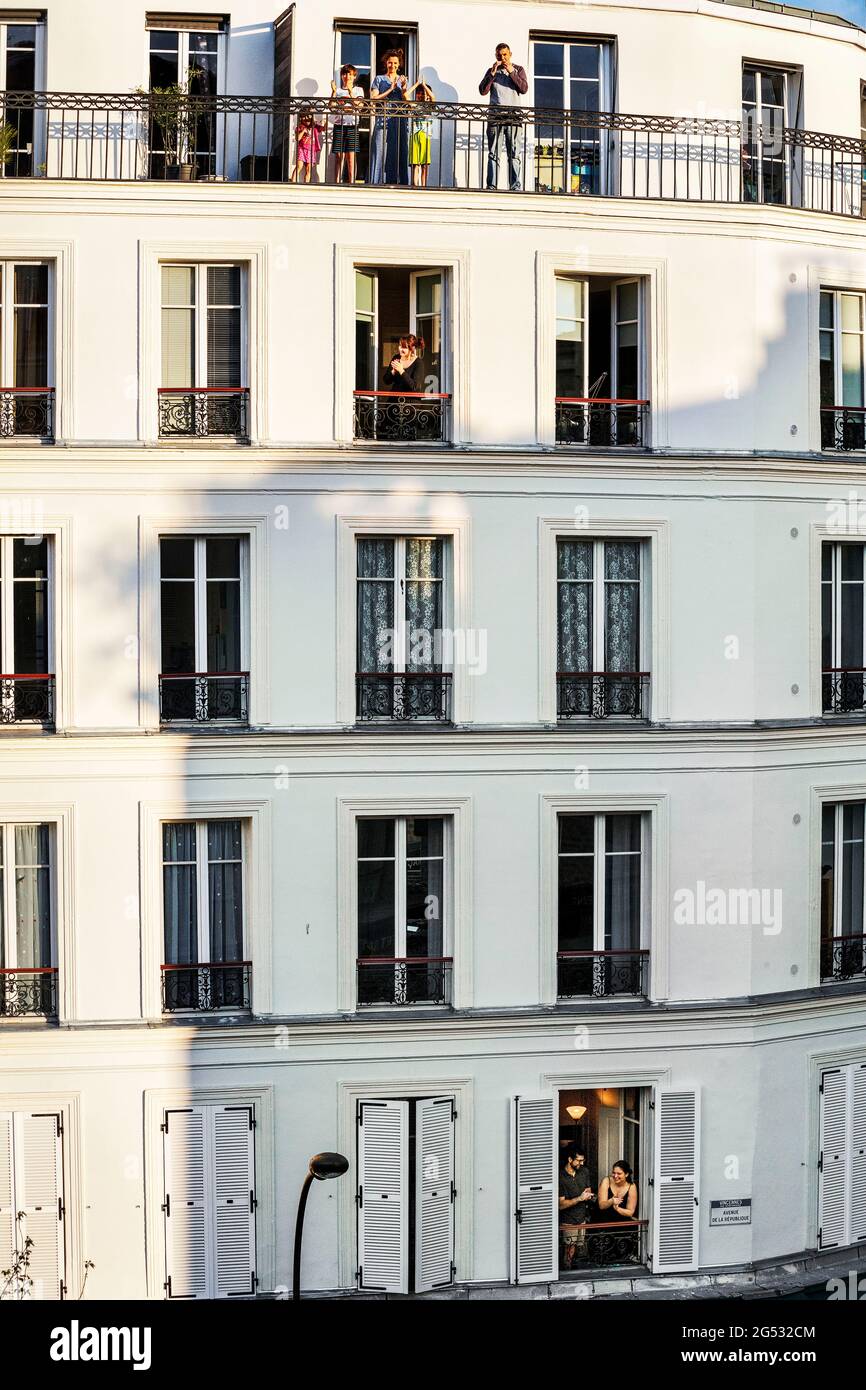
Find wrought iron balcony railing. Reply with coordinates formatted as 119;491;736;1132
161;960;251;1012
356;671;452;721
0;92;863;218
821;934;866;983
821;406;866;452
822;668;866;715
159;671;249;724
557;949;649;999
557;672;650;720
555;397;649;448
559;1218;647;1269
0;674;55;726
353;391;450;443
357;955;452;1007
0;387;54;440
158;387;249;440
0;966;58;1017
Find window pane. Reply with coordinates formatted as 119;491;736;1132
558;814;594;855
558;539;592;581
358;818;394;859
819;292;833;331
841;333;864;408
406;817;443;858
13;537;47;579
160;582;196;673
356;270;374;316
821;804;835;939
162;822;197;965
208;820;243;963
14;265;48;306
406;852;443;958
841;803;865;935
206;580;241;672
570;44;599;79
556;278;583;322
207;309;241;388
160;537;195;579
558;852;594;951
206;537;240;579
841;545;864;582
841;294;863;333
535;43;564;78
415;274;441;318
405;537;442;580
13;572;48;672
14;299;48;387
605;839;641;950
605;581;639;671
617;282;639;323
15;824;51;969
357;538;394;579
358;858;395;956
557;579;591;671
605;541;639;581
162;309;194;387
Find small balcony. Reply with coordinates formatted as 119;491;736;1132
557;949;649;999
157;387;249;441
821;934;866;983
560;1219;647;1270
557;671;650;721
0;387;54;441
822;668;866;715
821;406;865;452
356;671;452;722
159;671;249;724
357;955;452;1007
161;960;251;1013
555;397;649;448
353;390;450;443
0;674;55;726
0;966;58;1018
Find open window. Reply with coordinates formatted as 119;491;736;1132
0;16;46;178
334;22;417;183
531;36;614;195
555;276;647;447
146;13;225;179
741;62;802;207
354;266;448;442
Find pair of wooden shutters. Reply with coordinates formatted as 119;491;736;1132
357;1097;455;1294
819;1063;866;1249
512;1089;701;1282
0;1111;65;1299
163;1104;257;1299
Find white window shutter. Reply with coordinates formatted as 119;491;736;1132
512;1095;557;1284
212;1106;256;1297
415;1097;455;1293
819;1068;849;1249
653;1088;700;1272
163;1108;208;1299
357;1100;409;1293
18;1114;64;1300
851;1065;866;1242
0;1112;16;1294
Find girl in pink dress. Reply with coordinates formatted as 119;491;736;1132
291;107;325;183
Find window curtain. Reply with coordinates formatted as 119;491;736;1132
161;266;195;388
841;802;865;937
208;820;243;962
405;539;442;673
557;539;592;671
357;539;394;672
604;542;640;672
163;822;198;963
14;823;51;969
604;814;641;951
13;266;48;388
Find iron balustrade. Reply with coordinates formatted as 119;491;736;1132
353;390;450;442
822;668;866;714
0;92;863;216
159;671;249;724
557;671;650;720
560;1218;647;1269
821;934;866;982
157;386;249;440
0;674;54;725
555;397;649;448
356;670;452;721
0;387;54;439
557;949;649;998
357;955;453;1007
0;966;57;1017
161;960;252;1012
821;406;866;452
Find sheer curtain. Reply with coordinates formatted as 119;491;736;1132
162;822;198;963
14;824;51;968
357;539;395;672
604;542;640;672
208;820;243;962
557;540;592;671
405;539;442;673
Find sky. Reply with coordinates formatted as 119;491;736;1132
820;0;865;24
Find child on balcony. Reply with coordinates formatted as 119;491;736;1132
291;106;326;183
408;79;436;188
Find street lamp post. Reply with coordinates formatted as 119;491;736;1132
292;1151;349;1302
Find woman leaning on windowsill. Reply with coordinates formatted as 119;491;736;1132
597;1160;639;1220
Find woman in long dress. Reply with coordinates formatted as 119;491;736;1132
369;48;410;185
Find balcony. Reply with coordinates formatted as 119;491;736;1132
0;387;54;441
159;671;249;724
556;397;649;448
157;387;249;441
356;671;452;722
822;668;866;715
821;406;866;452
0;966;57;1018
557;672;650;720
560;1219;647;1270
353;390;450;443
357;955;452;1007
0;674;54;726
0;93;862;217
161;961;251;1012
821;934;866;983
557;949;649;999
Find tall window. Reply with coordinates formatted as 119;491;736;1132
822;542;866;714
354;267;448;442
148;20;222;177
335;24;417;182
0;262;52;440
0;823;55;1017
159;264;247;439
0;20;44;176
557;812;645;997
532;38;612;194
356;536;450;721
159;536;248;723
820;290;865;452
741;64;791;205
0;536;52;724
555;276;645;447
821;802;866;981
557;538;647;719
356;816;450;1005
161;819;248;1011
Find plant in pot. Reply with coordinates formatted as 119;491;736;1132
138;66;208;181
0;121;18;176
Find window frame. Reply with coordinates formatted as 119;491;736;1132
0;532;53;676
556;534;645;683
0;259;54;409
355;533;452;692
0;19;46;170
160;261;247;394
159;532;249;682
820;288;865;424
161;815;247;970
556;810;647;958
0;820;55;974
356;812;452;972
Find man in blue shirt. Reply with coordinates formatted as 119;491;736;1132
479;43;529;191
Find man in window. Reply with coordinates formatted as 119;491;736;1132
479;42;528;192
559;1142;594;1268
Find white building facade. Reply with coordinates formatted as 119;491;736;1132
0;0;865;1300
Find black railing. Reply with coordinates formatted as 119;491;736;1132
0;674;54;725
158;387;249;440
353;391;450;442
557;949;649;998
159;672;249;723
0;387;54;439
161;960;251;1012
356;671;452;721
0;92;863;216
821;934;866;982
0;966;57;1017
822;668;866;714
821;406;866;452
556;397;649;447
357;956;452;1006
557;672;650;720
560;1218;647;1269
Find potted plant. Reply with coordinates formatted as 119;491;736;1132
0;122;18;175
138;66;207;181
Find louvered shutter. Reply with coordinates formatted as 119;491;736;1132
512;1095;557;1284
653;1088;700;1272
415;1097;454;1292
357;1100;409;1293
0;1113;15;1292
213;1106;256;1297
18;1114;64;1299
851;1065;866;1241
163;1108;208;1298
819;1069;848;1249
